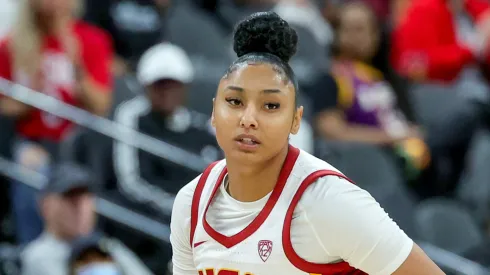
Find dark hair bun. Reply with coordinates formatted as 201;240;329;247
233;11;298;63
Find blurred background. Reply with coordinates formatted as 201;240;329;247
0;0;490;274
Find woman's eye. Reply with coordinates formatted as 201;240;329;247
226;98;242;106
265;103;280;110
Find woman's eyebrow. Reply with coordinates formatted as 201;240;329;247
225;86;283;94
225;85;244;92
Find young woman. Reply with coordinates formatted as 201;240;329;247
0;0;113;244
170;11;444;275
317;2;429;178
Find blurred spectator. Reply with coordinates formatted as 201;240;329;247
96;43;221;273
83;0;170;75
274;0;333;82
391;0;490;196
313;0;416;122
21;163;151;275
391;0;411;27
113;42;220;206
362;0;390;22
391;0;490;83
0;0;113;245
214;0;278;31
69;232;153;275
312;2;430;178
274;0;334;49
317;0;390;25
317;0;340;25
0;0;18;39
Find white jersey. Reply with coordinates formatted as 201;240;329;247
171;145;413;275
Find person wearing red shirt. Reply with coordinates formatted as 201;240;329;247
391;0;490;82
0;0;113;244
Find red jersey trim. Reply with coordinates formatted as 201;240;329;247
190;161;219;247
203;145;300;249
282;170;367;275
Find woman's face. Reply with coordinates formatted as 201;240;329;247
337;4;379;61
212;63;302;164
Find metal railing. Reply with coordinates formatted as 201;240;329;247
420;242;490;275
0;78;209;172
1;77;489;275
0;156;170;243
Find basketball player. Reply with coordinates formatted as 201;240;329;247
170;12;444;275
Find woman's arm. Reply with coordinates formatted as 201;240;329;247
393;244;445;275
0;97;31;117
73;28;114;116
316;109;397;145
311;71;406;145
0;41;32;117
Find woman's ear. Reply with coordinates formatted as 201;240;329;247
211;98;216;128
291;106;303;135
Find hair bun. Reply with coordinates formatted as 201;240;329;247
233;11;298;63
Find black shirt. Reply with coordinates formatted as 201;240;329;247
97;94;221;274
83;0;166;66
303;71;339;115
105;95;221;207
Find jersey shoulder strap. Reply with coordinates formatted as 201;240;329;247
190;161;219;247
283;169;367;275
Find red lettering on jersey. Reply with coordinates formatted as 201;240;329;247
198;269;214;275
217;269;239;275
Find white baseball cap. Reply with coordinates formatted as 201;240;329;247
137;42;194;86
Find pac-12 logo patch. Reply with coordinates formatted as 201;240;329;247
258;240;273;262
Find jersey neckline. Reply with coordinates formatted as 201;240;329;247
202;144;300;249
219;174;272;210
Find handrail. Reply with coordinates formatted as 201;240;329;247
0;156;170;243
0;77;209;172
419;242;490;275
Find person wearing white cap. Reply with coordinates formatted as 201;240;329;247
104;42;222;274
137;42;195;116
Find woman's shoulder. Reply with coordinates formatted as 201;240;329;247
353;61;384;82
331;60;351;77
174;175;200;211
295;162;370;211
174;160;226;209
73;20;113;47
331;60;383;81
294;151;366;200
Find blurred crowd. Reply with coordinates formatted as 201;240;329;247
0;0;490;274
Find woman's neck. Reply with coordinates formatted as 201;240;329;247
38;14;73;36
225;145;289;202
336;53;363;63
